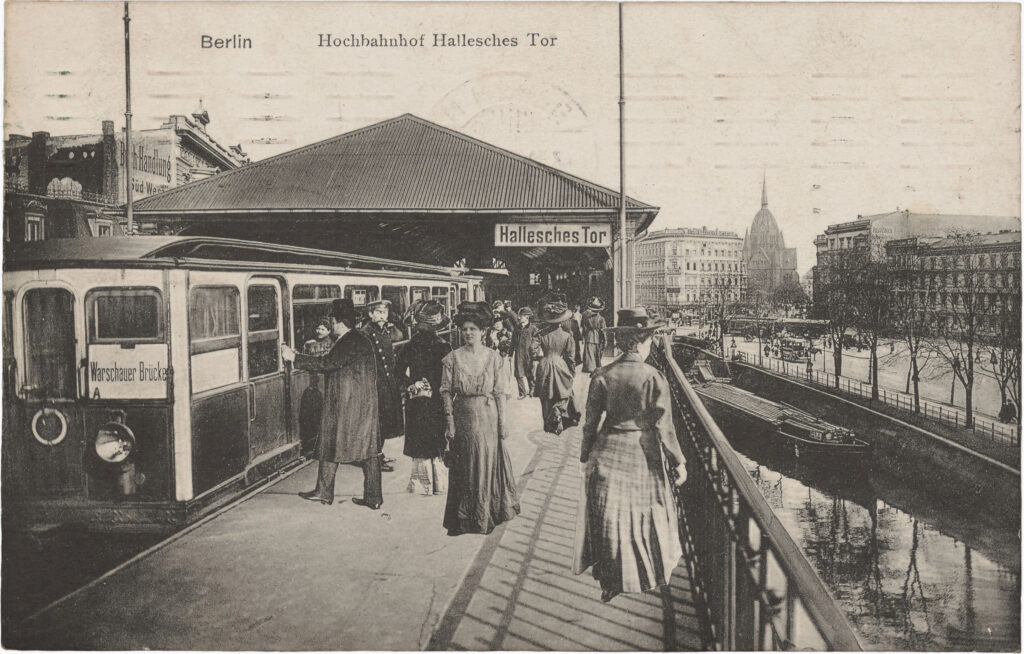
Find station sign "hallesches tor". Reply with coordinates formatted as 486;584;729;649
494;222;611;247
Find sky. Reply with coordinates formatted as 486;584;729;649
5;2;1020;275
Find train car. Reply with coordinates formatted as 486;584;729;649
3;236;485;532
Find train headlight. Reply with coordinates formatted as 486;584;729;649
95;422;135;464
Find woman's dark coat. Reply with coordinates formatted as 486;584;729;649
395;330;452;459
291;330;379;463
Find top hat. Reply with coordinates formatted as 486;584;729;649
331;298;361;324
453;301;494;329
585;297;606;312
606;307;667;333
412;299;450;330
537;298;573;324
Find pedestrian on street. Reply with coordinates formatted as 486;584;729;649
283;299;383;509
512;306;540;399
570;303;584;365
395;300;452;496
534;296;581;434
573;307;686;603
581;297;607;373
360;300;403;473
441;302;520;536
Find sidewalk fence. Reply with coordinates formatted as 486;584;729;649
733;352;1020;447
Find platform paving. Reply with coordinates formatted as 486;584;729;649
8;371;704;651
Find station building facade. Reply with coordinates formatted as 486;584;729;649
130;114;658;313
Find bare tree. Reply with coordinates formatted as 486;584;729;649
818;249;866;388
929;233;994;427
888;243;935;413
979;293;1021;423
851;262;892;400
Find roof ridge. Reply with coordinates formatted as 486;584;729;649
398;114;655;211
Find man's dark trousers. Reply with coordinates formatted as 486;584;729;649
312;457;383;505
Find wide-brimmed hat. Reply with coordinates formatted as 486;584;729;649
412;299;449;330
491;300;505;311
537;298;573;324
585;297;606;312
606;307;667;333
331;298;361;324
453;301;493;329
517;307;534;318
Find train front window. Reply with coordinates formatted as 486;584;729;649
247;284;280;378
22;288;76;398
87;289;164;343
189;286;241;393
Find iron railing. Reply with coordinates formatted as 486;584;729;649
734;351;1020;446
653;336;863;651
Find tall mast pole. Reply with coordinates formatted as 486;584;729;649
617;2;627;320
123;1;134;235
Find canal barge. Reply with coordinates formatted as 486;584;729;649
688;363;869;461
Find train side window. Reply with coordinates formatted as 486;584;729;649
345;285;379;311
247;284;280;378
411;286;429;303
382;285;408;339
86;288;164;343
292;284;341;346
189;286;241;393
21;288;76;399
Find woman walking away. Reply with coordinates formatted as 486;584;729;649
581;297;607;373
440;302;520;536
573;307;687;603
534;296;580;434
395;300;452;496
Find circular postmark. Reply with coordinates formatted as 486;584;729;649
429;74;600;179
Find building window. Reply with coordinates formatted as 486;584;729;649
25;214;44;242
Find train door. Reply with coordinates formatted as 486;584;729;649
289;283;341;455
11;286;85;496
245;278;289;463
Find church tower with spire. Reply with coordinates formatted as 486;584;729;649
741;177;799;297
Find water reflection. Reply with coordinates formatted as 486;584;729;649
729;434;1020;651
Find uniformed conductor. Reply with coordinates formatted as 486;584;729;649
360;299;404;471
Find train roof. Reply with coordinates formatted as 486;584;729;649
3;236;473;278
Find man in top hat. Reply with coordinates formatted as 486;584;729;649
581;297;608;373
360;299;403;472
282;299;383;509
511;306;540;399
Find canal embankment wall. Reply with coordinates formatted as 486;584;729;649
673;342;1020;519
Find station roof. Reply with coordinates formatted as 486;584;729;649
133;113;656;222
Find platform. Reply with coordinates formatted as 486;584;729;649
8;372;704;651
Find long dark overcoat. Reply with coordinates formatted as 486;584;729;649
361;321;404;440
533;324;576;400
292;330;379;463
512;322;539;378
394;330;452;459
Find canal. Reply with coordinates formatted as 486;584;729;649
725;431;1020;651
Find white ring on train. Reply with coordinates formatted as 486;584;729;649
31;408;68;447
